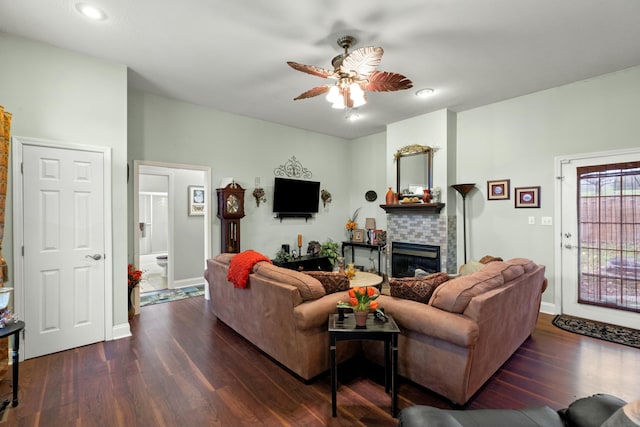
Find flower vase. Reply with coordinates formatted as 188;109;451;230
354;311;368;328
128;286;135;319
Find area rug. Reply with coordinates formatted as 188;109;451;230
552;314;640;349
140;285;205;307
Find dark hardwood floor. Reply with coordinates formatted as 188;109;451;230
2;296;638;426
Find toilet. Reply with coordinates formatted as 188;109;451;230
156;254;168;277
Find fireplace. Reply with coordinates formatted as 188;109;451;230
392;242;440;278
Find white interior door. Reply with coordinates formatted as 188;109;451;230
22;144;106;358
559;150;640;329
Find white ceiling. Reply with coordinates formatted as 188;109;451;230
2;0;640;140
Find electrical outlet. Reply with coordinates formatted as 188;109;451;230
528;216;535;225
541;216;553;226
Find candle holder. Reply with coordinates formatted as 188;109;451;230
298;245;302;258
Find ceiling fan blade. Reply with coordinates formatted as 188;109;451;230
287;61;335;79
340;46;383;77
365;71;413;92
293;85;330;100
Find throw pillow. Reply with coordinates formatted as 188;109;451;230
459;260;483;275
303;271;350;294
414;268;429;277
562;394;628;427
389;272;450;304
479;255;503;264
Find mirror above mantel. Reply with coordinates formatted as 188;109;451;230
395;144;433;197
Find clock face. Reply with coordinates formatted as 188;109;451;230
226;194;239;214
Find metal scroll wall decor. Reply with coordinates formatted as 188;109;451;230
0;105;12;379
274;156;313;179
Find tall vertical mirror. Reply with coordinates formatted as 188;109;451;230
395;145;433;196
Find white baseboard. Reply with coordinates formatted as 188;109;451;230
540;301;558;315
172;277;205;289
112;322;132;340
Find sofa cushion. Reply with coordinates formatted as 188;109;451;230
505;257;538;273
253;263;326;301
302;271;350;294
429;268;504;313
390;272;450;304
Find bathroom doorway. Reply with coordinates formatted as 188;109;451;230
132;161;212;313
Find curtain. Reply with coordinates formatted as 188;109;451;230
0;106;11;283
0;105;11;379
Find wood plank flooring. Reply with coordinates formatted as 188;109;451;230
2;296;638;426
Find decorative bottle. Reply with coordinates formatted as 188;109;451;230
385;187;394;205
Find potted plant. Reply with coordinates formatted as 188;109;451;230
320;239;340;266
337;286;380;326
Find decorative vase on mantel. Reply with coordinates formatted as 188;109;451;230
354;311;368;328
385;187;394;205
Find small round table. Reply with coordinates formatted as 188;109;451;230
349;271;383;289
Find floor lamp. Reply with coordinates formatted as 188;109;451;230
451;183;476;264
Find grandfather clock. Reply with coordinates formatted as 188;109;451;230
217;182;246;253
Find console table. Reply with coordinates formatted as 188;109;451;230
272;255;332;272
0;320;25;408
341;241;385;275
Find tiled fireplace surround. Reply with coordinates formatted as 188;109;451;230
386;213;458;275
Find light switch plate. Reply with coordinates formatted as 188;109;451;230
541;216;553;226
528;216;535;225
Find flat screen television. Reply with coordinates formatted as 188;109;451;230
273;177;320;215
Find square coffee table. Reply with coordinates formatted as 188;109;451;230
328;313;400;417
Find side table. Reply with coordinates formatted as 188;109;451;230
328;313;399;417
0;320;25;407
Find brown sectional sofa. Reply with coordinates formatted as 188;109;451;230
366;258;547;404
204;253;360;381
204;253;546;405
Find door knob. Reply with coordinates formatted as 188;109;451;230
86;254;102;260
564;244;573;249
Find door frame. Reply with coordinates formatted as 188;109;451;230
132;160;212;311
12;136;114;352
554;147;640;319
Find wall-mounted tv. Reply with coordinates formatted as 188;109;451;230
273;177;320;217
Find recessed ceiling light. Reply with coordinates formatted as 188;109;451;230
75;3;107;20
415;88;435;98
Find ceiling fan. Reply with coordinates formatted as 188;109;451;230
287;35;413;110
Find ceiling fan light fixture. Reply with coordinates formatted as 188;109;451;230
326;86;340;103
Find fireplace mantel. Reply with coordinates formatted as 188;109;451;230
380;203;445;215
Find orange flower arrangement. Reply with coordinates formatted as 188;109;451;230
337;286;379;312
128;264;143;289
345;207;361;238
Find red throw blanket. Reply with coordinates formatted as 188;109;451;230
227;250;272;289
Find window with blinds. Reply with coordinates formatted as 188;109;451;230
578;161;640;313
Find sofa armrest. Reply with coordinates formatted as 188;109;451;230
293;291;350;331
377;295;479;347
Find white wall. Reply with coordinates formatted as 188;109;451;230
128;90;354;259
0;33;129;330
457;65;640;309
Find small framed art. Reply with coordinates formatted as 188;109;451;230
514;186;540;208
352;229;365;243
188;186;206;216
487;179;510;200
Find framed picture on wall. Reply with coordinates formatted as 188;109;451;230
352;229;365;243
188;186;206;216
487;179;510;200
514;186;541;208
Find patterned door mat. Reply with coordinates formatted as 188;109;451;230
552;314;640;349
140;285;205;307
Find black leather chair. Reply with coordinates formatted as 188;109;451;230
398;394;632;427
